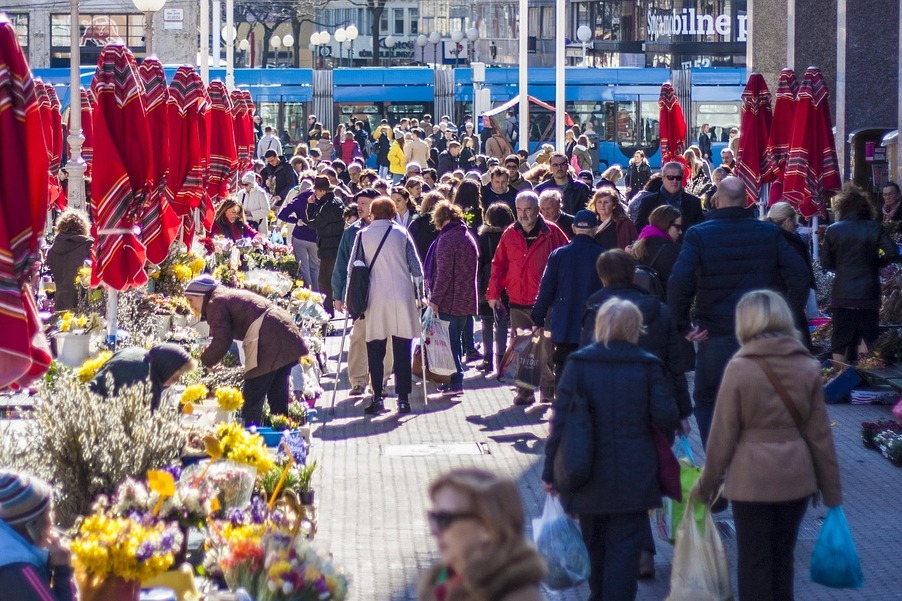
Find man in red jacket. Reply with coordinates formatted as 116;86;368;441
487;190;568;405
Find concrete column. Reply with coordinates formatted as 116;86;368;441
747;0;788;93
29;9;52;68
154;0;200;65
835;0;898;180
791;0;838;117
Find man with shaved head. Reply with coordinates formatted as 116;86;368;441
668;176;810;447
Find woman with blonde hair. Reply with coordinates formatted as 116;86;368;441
692;289;842;601
418;468;545;601
544;297;678;599
683;148;709;196
768;201;816;330
589;188;637;250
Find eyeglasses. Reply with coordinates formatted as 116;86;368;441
505;164;519;169
550;162;568;168
669;222;683;230
664;175;682;181
427;510;479;532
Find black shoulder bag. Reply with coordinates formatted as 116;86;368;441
346;226;392;319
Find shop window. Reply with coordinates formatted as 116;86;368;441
541;7;554;39
393;9;404;35
8;13;28;51
409;8;418;35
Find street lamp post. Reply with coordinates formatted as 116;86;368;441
384;34;395;68
270;34;281;68
309;32;321;68
334;28;346;68
450;30;464;69
428;31;441;69
416;34;427;65
282;33;294;67
466;26;479;64
318;31;330;68
221;25;237;89
346;25;358;68
67;0;87;212
576;25;592;67
133;0;165;56
239;38;250;67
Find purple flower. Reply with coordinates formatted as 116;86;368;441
277;432;308;465
136;541;156;562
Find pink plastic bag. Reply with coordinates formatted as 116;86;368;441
893;397;902;426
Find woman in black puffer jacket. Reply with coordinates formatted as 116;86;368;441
476;203;515;373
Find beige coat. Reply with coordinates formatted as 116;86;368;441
405;137;431;168
697;335;842;506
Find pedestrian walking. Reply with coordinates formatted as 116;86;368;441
45;210;92;312
590;188;637;250
633;161;704;232
630;204;682;289
477;203;515;373
388;131;407;184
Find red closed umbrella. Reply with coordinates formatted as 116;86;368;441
165;66;208;246
782;67;841;219
139;58;179;265
230;89;252;176
0;18;52;388
734;73;773;208
763;69;799;206
45;85;63;176
658;82;689;184
207;81;238;204
34;81;55;167
89;44;152;291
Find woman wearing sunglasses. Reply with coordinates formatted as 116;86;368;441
418;469;545;601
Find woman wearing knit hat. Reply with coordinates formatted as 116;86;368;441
88;342;195;410
184;275;309;425
0;470;75;601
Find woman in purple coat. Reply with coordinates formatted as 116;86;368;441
425;201;479;394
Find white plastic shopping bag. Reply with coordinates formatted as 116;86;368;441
422;308;456;376
666;502;733;601
532;494;590;590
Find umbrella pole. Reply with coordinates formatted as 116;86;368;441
811;215;820;263
327;310;350;419
106;288;119;349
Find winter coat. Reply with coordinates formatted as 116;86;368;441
261;158;298;201
408;213;439;263
485;134;513;160
416;541;545;601
89;346;186;410
210;218;258;241
278;187;317;243
256;134;282;160
634;189;705;232
46;232;92;311
480;185;517;212
636;235;681;288
353;219;423;341
404;137;430;168
200;287;308;379
238;185;271;234
549;213;575;239
821;214;898;307
388;141;406;175
437;150;463;176
580;284;693;419
572;144;592;172
780;228;816;292
625;161;651;198
331;219;364;302
376;133;391;167
593;217;638;250
338;139;360;164
534;176;592;215
426;219;478;317
477;226;507;317
531;235;605;344
487;218;568;307
543;341;679;514
668;206;810;336
0;520;75;601
317;139;335;161
304;191;345;260
696;335;842;506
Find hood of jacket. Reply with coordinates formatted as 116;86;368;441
48;233;92;255
0;520;48;570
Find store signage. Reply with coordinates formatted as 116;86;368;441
647;9;747;42
163;8;183;30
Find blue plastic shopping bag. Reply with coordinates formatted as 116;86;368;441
810;506;864;589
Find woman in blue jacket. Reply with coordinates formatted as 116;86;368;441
0;471;75;601
543;298;679;601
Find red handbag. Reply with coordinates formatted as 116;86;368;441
651;423;682;501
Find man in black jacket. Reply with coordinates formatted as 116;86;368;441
534;152;592;214
261;149;297;209
634;161;705;232
481;166;518;211
437;141;463;176
668;176;809;447
305;176;346;316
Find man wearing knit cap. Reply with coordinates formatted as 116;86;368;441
88;342;195;411
0;470;75;600
185;275;309;425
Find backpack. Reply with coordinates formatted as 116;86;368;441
633;243;668;301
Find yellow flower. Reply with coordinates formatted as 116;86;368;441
180;383;209;404
76;351;113;383
172;264;193;282
189;256;207;275
215;386;244;412
75;315;88;329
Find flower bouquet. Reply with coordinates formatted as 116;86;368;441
862;418;902;465
77;351;113;383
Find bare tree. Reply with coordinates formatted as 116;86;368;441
234;0;330;67
346;0;388;66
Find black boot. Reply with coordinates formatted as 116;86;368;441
363;397;385;415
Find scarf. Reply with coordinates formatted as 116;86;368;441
638;224;672;242
883;202;900;222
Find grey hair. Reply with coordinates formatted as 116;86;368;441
662;161;684;176
538;189;563;205
515;190;539;208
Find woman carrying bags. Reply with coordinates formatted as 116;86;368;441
692;289;842;601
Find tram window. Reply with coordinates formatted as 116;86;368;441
256;102;281;130
386;103;429;125
566;102;606;140
616;102;637;145
283;103;306;142
693;102;739;143
339;104;381;132
638;101;659;148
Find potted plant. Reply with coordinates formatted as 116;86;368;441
54;311;103;367
298;461;316;506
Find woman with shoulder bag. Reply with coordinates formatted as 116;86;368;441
543;298;679;601
691;289;842;601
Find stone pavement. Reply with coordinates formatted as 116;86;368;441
311;324;902;601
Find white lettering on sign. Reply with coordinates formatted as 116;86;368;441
646;9;747;42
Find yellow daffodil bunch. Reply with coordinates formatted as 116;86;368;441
57;311;101;334
214;423;275;473
75;265;92;288
180;383;209;405
77;351;113;383
71;512;183;581
291;287;325;304
172;263;194;282
215;386;244;412
189;255;207;276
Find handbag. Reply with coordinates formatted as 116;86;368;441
345;226;391;319
412;343;452;384
552;384;594;496
652;423;682;500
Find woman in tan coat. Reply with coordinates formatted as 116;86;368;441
418;468;545;601
693;289;842;601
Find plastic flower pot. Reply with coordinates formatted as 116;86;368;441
55;332;91;367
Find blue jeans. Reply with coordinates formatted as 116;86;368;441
440;313;467;388
694;335;739;447
579;512;647;601
291;237;320;290
391;172;403;184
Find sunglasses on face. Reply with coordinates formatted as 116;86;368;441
550;162;568;168
664;175;682;181
427;510;478;532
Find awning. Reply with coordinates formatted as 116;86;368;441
882;130;898;147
